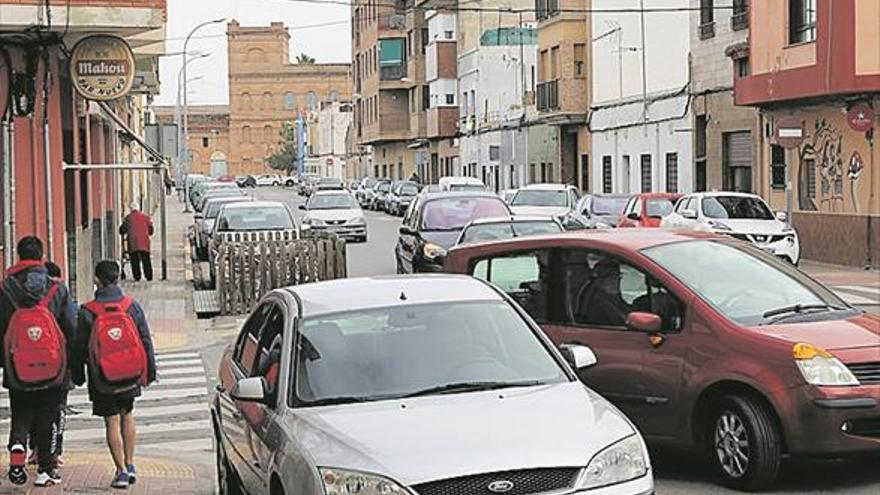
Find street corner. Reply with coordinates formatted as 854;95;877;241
0;451;212;495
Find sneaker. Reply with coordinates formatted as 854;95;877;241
111;471;130;489
126;464;136;484
8;444;27;485
34;470;62;487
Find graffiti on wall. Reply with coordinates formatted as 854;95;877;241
847;151;864;213
798;119;845;211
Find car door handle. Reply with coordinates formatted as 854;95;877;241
232;410;243;421
215;384;226;393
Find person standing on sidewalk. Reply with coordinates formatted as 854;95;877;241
119;202;154;282
0;237;78;487
73;260;156;489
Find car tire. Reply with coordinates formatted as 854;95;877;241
215;429;244;495
710;395;782;491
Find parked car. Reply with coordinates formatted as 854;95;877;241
299;190;367;242
194;196;253;260
283;175;298;187
297;174;319;196
190;181;240;210
355;177;377;206
618;193;684;228
509;184;580;225
212;275;654;495
385;181;419;216
570;193;633;229
236;175;256;188
501;188;519;204
314;176;345;193
370;180;392;210
456;215;564;245
446;229;880;490
663;191;801;264
438;176;486;192
254;174;283;187
194;187;247;213
396;191;510;273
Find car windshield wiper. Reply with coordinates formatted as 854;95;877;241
401;380;549;398
761;303;846;324
298;396;373;407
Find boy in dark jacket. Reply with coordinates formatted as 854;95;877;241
0;237;78;486
73;260;156;489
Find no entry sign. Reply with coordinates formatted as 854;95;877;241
775;117;804;149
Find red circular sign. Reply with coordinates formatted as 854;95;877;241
847;104;875;133
326;158;334;165
775;117;805;149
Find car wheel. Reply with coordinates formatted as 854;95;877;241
710;395;781;491
215;430;244;495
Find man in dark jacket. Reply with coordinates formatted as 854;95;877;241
0;236;77;487
119;203;154;282
73;260;156;489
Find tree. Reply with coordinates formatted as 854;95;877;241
296;52;316;64
265;123;298;173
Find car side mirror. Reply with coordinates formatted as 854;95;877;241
626;312;663;333
399;225;416;236
230;376;268;403
627;212;640;221
559;344;598;370
775;211;788;222
194;212;203;220
681;209;697;220
298;204;306;210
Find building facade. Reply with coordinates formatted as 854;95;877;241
422;4;459;183
307;100;353;178
154;105;230;177
227;21;350;175
690;0;758;193
735;0;879;267
0;0;166;299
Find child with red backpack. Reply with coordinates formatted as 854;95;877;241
0;237;78;487
73;260;155;489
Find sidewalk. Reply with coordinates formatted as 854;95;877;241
0;196;214;494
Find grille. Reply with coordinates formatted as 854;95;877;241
849;417;880;438
728;233;750;242
412;468;579;495
847;362;880;385
326;219;346;225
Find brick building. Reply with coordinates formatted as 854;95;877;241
154;105;230;177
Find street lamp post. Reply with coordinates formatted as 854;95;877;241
182;18;225;212
176;53;209;194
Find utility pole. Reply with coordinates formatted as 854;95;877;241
639;0;648;123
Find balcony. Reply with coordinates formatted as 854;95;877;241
731;11;749;31
699;21;716;40
537;80;559;112
380;64;407;81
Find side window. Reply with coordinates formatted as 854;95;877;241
233;303;273;375
256;305;285;400
472;251;553;323
563;250;684;331
632;198;643;217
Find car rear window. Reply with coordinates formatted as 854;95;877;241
422;197;510;231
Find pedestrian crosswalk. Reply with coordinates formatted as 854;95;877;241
0;351;213;453
832;285;880;307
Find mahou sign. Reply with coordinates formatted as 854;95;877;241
70;35;135;101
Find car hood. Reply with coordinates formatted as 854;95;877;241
420;230;462;249
711;218;789;234
750;313;880;353
287;382;635;486
305;209;363;222
510;206;570;218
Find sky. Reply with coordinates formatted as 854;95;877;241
156;0;689;107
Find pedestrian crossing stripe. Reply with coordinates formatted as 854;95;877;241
0;351;212;452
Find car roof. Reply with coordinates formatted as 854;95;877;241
635;192;684;199
221;200;288;210
453;228;718;253
204;196;251;205
285;275;503;317
312;189;354;196
439;176;483;185
467;215;558;226
687;191;761;198
519;183;570;191
420;190;505;201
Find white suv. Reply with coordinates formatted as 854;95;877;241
663;192;801;264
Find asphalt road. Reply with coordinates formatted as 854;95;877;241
229;186;880;494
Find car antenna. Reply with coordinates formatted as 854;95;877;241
399;291;408;301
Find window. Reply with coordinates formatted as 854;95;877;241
529;163;537;183
771;145;786;190
735;57;750;78
329;90;340;102
699;0;715;39
581;155;589;191
306;91;317;111
562;250;683;332
379;38;405;66
550;46;559;79
665;153;678;193
444;30;454;39
695;162;707;192
695;115;707;191
789;0;816;44
262;92;273;111
242;125;252;143
573;43;586;77
473;252;552;323
732;0;749;30
233;303;274;375
805;158;816;198
602;156;612;193
202;137;209;148
264;125;274;143
640;154;652;193
422;85;430;111
284;92;296;110
489;145;500;161
723;131;753;193
421;28;429;54
445;93;454;105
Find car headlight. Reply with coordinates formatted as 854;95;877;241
422;242;447;261
793;343;859;386
709;220;732;231
785;234;796;246
307;218;325;226
319;468;408;495
578;435;648;490
594;221;612;229
348;217;366;225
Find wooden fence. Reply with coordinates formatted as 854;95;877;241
214;232;347;315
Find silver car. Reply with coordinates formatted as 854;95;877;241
299;190;367;242
212;275;654;495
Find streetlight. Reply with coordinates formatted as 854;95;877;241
175;52;210;197
182;17;225;211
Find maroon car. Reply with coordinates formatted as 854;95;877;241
445;229;880;491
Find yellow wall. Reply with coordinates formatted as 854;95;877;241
750;0;817;75
855;0;880;75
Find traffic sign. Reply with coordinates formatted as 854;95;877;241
775;117;804;149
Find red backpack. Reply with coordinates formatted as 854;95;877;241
3;284;67;390
85;297;148;394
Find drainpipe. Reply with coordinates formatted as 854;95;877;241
41;51;54;261
2;119;14;267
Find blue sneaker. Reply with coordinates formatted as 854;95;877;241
127;464;137;484
111;471;130;489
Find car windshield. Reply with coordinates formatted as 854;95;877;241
422;197;510;231
449;184;485;192
642;240;850;326
512;190;568;207
646;198;676;218
702;196;774;220
319;178;342;185
461;220;563;244
307;194;357;210
591;196;630;216
205;199;248;218
363;178;376;188
377;182;390;192
294;301;568;406
217;207;294;231
400;184;419;196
